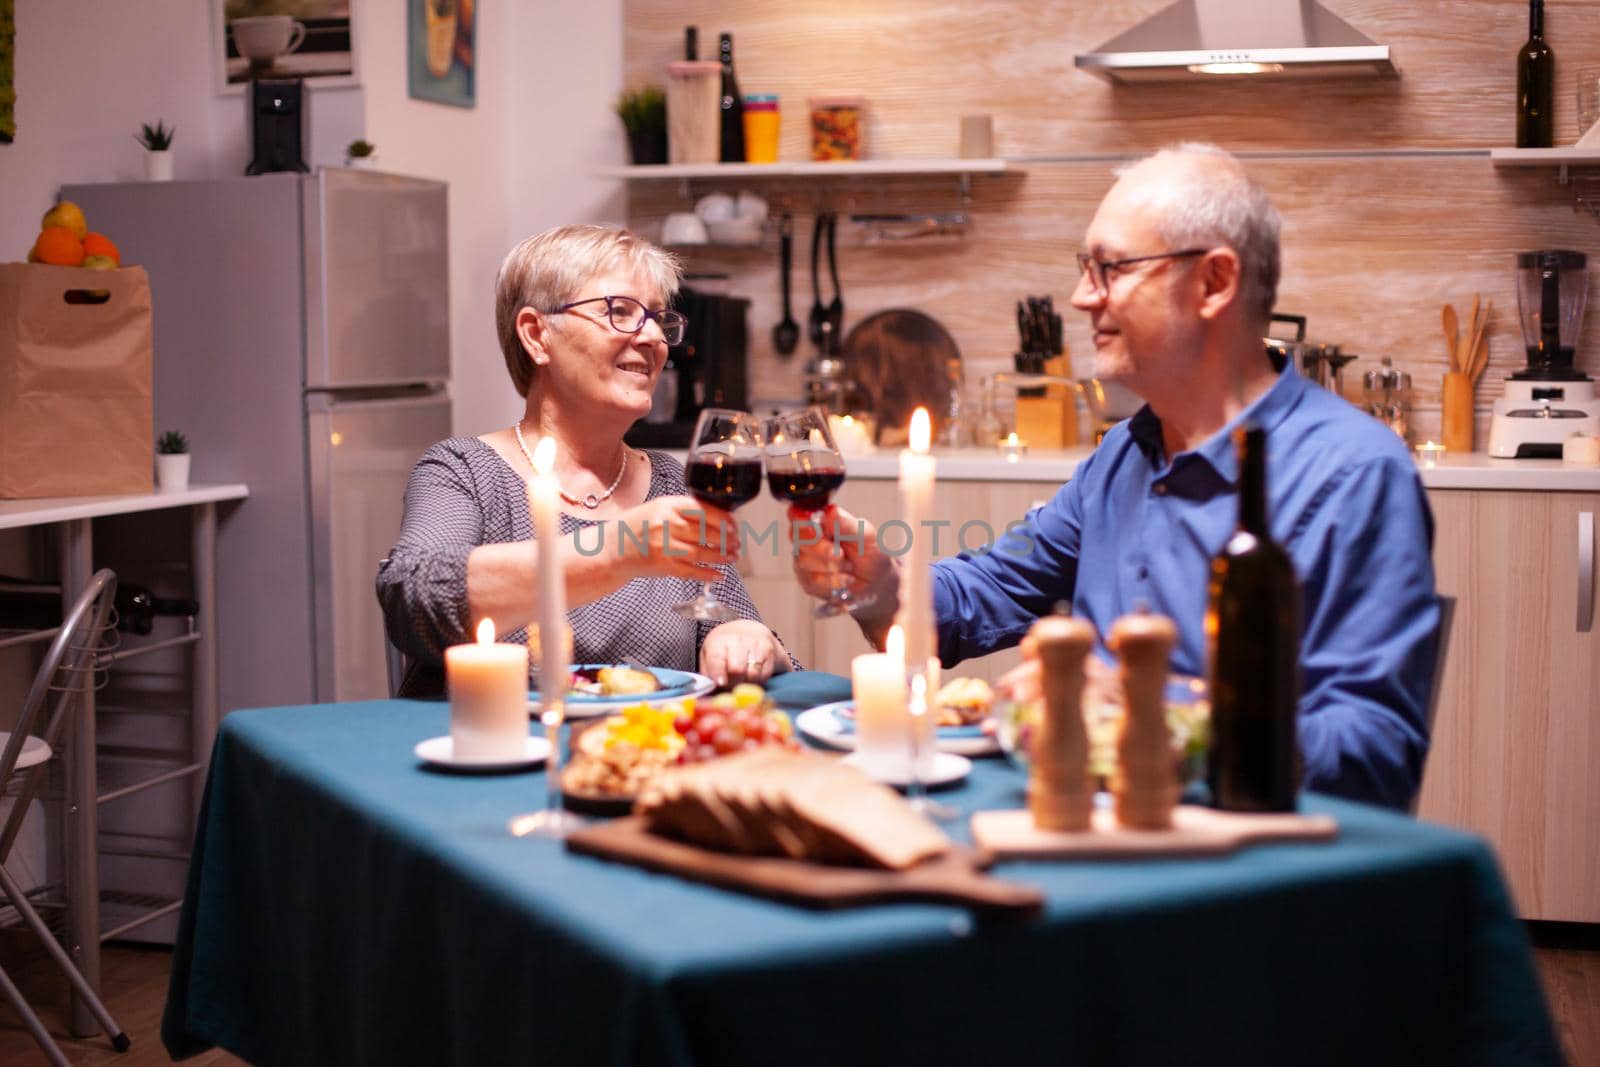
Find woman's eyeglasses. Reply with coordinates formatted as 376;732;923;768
547;295;687;345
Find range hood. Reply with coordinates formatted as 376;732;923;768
1075;0;1398;83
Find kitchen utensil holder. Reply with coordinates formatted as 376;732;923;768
1441;371;1475;453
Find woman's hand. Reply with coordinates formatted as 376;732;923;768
700;619;788;687
611;495;741;582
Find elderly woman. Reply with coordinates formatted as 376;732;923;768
378;225;792;698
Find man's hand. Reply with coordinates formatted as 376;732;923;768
700;619;788;687
612;495;740;582
788;504;899;640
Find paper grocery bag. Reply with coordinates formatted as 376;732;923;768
0;263;153;498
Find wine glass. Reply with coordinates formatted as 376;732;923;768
905;662;959;821
765;406;873;618
673;408;764;622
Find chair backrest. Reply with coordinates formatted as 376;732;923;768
1425;594;1456;734
385;637;410;699
0;569;118;859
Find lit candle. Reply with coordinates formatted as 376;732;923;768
897;408;937;671
852;624;907;778
828;413;874;455
1413;440;1447;467
529;436;569;713
1000;431;1029;462
445;618;530;760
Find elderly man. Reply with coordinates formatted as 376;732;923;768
797;143;1439;810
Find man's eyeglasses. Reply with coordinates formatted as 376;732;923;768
1075;248;1209;295
547;295;687;346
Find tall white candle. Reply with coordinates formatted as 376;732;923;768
446;618;530;760
852;624;908;778
529;436;568;713
897;408;937;669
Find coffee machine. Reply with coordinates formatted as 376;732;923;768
1488;250;1600;457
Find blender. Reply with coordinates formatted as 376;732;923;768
1488;250;1600;457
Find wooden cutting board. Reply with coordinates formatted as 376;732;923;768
567;816;1042;915
970;806;1338;859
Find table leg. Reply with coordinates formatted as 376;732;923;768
191;503;218;816
58;519;101;1038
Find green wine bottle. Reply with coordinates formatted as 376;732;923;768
1206;425;1300;812
1516;0;1555;148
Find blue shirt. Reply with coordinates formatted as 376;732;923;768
933;361;1439;810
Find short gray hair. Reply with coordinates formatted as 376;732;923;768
1117;143;1281;325
494;225;682;397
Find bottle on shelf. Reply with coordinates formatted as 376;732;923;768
1516;0;1555;149
1205;425;1300;813
718;33;746;164
683;25;698;61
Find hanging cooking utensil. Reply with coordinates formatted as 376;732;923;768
825;213;845;354
772;213;799;356
807;214;828;349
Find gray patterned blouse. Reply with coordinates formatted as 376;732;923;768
377;438;792;698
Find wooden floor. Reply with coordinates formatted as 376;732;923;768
1;927;1596;1065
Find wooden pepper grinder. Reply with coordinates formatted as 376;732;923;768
1108;613;1179;830
1026;615;1096;831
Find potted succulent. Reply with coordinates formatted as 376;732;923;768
615;86;667;165
156;430;190;492
345;139;377;169
136;121;175;182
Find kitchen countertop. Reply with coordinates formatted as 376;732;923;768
660;447;1600;489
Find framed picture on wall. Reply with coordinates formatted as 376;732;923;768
408;0;476;109
214;0;358;93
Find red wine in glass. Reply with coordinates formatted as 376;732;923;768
765;406;873;618
673;408;764;622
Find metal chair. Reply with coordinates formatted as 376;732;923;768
0;569;130;1064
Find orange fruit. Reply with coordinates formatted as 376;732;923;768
81;232;121;266
32;226;85;267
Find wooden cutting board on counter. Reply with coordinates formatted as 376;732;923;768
567;816;1043;916
971;806;1338;860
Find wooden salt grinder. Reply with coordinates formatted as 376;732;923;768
1108;613;1179;830
1027;615;1096;831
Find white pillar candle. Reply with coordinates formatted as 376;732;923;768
446;618;530;760
529;436;569;713
852;624;907;778
897;408;938;670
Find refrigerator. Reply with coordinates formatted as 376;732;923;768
66;169;453;711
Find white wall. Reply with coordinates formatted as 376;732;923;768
0;0;362;261
359;0;627;436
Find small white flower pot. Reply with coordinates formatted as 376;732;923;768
156;453;191;492
145;149;174;182
345;155;376;170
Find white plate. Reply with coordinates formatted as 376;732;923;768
841;751;972;789
794;704;1000;757
414;735;551;772
528;666;716;721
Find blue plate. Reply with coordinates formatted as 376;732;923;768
828;700;988;739
528;664;714;718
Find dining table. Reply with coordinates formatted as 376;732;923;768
161;671;1560;1066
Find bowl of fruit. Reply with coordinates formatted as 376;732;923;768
561;684;799;813
995;672;1210;787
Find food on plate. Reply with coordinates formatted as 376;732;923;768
562;684;799;802
933;677;993;727
995;676;1210;783
568;664;663;697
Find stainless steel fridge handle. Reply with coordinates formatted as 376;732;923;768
1579;511;1595;634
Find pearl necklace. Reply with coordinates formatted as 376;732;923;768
513;421;627;510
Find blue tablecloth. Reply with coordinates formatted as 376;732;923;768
163;672;1559;1066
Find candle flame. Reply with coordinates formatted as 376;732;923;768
1006;432;1019;445
532;435;557;476
476;617;496;644
909;408;931;454
885;624;905;663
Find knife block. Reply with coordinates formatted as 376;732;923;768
1013;355;1081;448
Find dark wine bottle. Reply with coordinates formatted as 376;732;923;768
1205;426;1300;812
718;33;745;163
1516;0;1555;148
684;25;698;61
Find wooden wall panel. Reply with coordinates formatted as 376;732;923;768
624;1;1600;443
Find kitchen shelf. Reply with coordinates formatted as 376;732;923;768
596;158;1012;180
1490;147;1600;183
